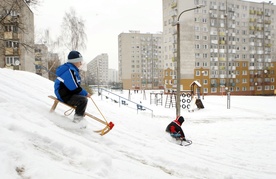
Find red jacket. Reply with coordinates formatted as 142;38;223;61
165;116;185;138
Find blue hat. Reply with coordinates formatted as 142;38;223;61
67;51;83;63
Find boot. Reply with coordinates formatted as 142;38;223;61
73;115;83;123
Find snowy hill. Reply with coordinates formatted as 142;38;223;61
0;68;276;179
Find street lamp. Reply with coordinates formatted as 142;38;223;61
176;4;205;117
202;70;205;100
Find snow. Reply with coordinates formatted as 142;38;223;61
0;68;276;179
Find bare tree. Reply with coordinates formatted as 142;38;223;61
0;0;41;51
59;8;87;51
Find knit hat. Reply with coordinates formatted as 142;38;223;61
178;116;185;125
67;51;83;63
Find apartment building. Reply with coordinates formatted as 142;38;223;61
118;31;163;90
87;53;109;85
163;0;276;95
0;0;35;72
34;44;48;78
108;68;118;84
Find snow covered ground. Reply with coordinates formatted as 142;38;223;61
0;68;276;179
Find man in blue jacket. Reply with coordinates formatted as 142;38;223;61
54;51;91;123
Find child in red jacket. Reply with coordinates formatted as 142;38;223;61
166;116;186;141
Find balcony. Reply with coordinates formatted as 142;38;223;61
219;32;226;36
229;82;236;87
265;12;271;17
5;47;20;55
257;19;263;23
210;31;218;35
249;10;255;15
256;11;263;15
256;42;262;46
219;40;225;45
213;57;218;61
249;18;256;22
211;83;218;87
256;34;263;38
249;66;255;70
219;49;225;53
219;6;226;11
211;66;219;70
257;51;263;55
210;14;218;18
171;1;177;8
170;10;177;17
249;26;255;30
228;7;235;12
210;5;217;10
229;24;236;29
219;57;226;61
211;40;218;44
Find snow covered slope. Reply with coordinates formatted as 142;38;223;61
0;68;276;179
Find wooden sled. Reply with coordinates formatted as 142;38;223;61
48;95;114;135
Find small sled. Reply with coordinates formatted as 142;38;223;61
48;95;114;135
167;132;192;146
179;139;192;146
170;135;192;146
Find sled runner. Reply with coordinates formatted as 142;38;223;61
179;139;192;146
170;134;192;146
48;95;114;135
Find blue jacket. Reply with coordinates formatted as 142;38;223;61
54;63;88;102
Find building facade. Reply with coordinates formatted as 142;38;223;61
108;68;118;84
163;0;276;95
118;31;164;90
34;44;48;78
0;0;35;72
87;53;109;85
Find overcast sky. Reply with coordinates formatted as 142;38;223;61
33;0;162;70
33;0;274;70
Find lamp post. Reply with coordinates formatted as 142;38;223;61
262;69;267;95
202;70;205;100
176;4;205;117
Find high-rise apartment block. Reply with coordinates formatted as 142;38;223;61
87;53;109;85
118;31;163;90
163;0;276;95
34;44;48;78
0;0;35;72
108;68;118;84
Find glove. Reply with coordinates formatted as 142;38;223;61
171;132;181;138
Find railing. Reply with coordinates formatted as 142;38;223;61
99;88;153;117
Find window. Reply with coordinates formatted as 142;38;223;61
5;56;19;65
242;71;247;75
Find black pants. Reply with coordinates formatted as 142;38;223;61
66;95;88;116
